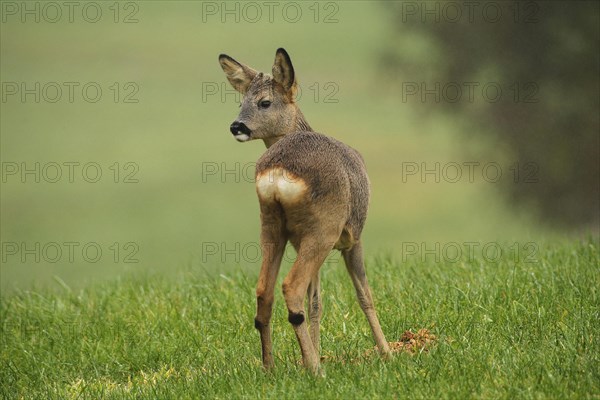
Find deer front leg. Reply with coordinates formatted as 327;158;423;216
342;241;391;358
255;208;286;369
307;272;322;356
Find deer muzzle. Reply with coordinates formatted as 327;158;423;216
230;121;252;142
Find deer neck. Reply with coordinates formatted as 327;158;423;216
263;108;312;149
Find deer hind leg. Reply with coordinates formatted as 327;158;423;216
307;271;322;356
255;203;287;369
342;241;391;357
282;236;335;374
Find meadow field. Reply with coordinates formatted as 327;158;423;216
1;1;598;398
1;2;548;292
1;240;598;398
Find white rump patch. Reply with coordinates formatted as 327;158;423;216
256;168;307;203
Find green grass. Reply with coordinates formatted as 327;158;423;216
1;239;598;399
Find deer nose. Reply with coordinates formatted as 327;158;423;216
230;121;251;137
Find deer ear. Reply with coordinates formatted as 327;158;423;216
272;48;297;98
219;54;258;94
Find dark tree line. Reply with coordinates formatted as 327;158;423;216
380;1;599;230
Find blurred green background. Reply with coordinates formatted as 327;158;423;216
1;1;598;292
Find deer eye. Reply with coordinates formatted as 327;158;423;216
258;100;271;109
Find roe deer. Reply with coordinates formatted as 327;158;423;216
218;48;391;374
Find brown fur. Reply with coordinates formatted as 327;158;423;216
219;48;390;374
